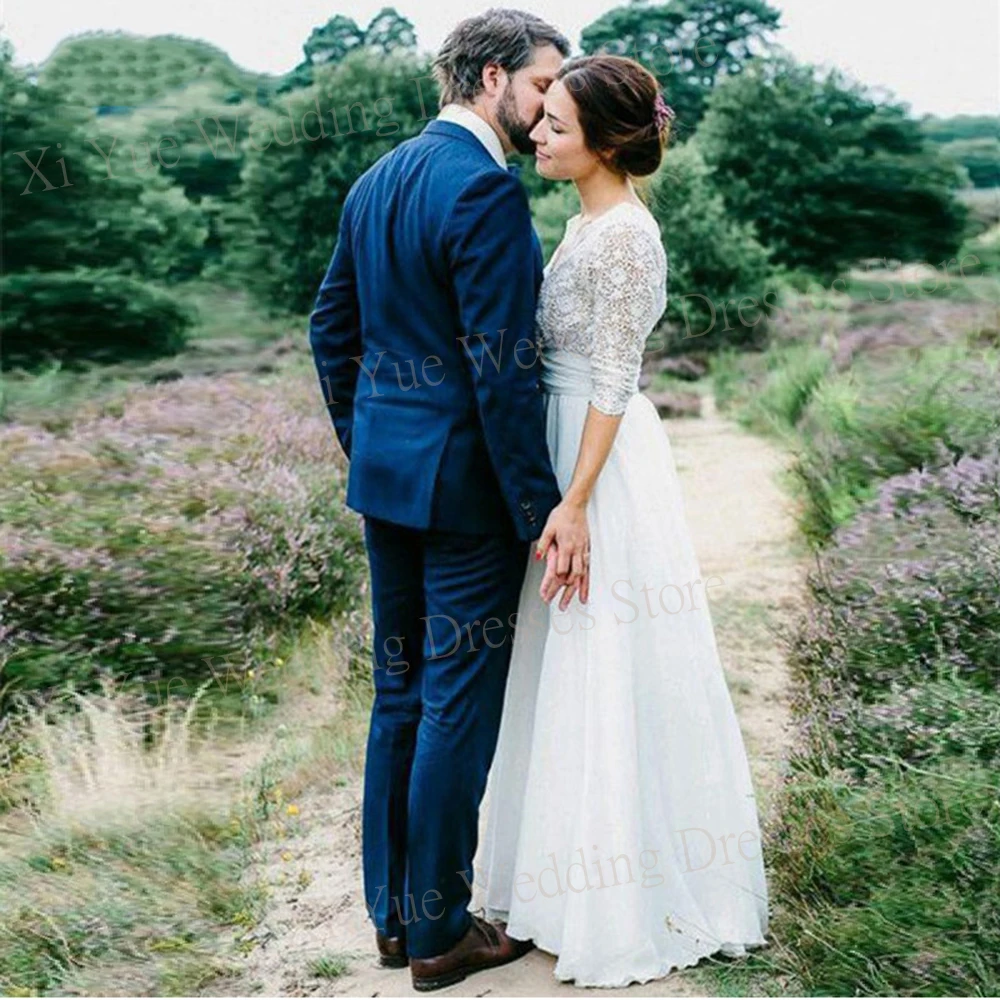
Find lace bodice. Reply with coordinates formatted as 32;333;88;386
536;201;667;416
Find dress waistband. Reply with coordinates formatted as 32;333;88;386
540;348;592;397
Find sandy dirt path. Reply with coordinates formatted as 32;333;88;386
230;394;807;998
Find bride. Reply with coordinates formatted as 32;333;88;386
472;55;769;987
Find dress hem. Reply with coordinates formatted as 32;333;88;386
490;907;768;989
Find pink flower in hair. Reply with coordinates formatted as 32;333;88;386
652;92;675;133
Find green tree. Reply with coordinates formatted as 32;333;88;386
365;8;418;55
919;113;1000;144
1;38;200;364
2;38;204;278
696;56;968;277
233;49;435;313
279;16;365;94
304;15;365;68
279;9;416;94
648;141;773;348
938;138;1000;189
530;185;580;263
580;0;781;135
37;31;272;110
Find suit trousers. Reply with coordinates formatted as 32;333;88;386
361;513;531;958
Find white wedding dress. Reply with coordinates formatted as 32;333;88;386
471;201;769;987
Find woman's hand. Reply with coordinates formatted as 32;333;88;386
535;500;590;611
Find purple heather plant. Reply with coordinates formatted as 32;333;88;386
0;372;366;708
789;446;1000;774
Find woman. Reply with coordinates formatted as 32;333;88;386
472;55;769;987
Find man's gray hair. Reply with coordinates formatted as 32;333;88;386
433;8;571;108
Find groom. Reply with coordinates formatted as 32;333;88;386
308;8;579;993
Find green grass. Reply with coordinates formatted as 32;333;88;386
308;953;352;979
753;762;1000;996
169;283;306;349
702;762;1000;997
743;343;833;436
843;273;998;305
0;682;268;993
0;804;262;995
792;345;1000;543
0;615;371;996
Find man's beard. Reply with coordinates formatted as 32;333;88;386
496;86;539;155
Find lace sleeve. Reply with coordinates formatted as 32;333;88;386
584;219;666;416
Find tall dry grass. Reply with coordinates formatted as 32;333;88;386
18;679;222;835
0;681;258;994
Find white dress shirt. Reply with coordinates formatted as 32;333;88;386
435;103;508;169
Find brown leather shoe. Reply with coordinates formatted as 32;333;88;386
410;914;535;992
376;930;408;968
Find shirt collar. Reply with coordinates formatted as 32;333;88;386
435;103;508;169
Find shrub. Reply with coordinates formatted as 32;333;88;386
792;347;1000;541
766;449;1000;996
836;681;1000;773
0;270;193;369
793;451;1000;704
648;141;774;352
740;343;832;434
0;373;367;711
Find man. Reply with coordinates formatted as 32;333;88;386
307;8;582;993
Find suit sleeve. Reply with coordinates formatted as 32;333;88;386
308;194;360;460
445;169;562;537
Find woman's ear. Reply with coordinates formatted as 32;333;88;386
596;147;617;171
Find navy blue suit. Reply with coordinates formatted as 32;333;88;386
308;119;563;958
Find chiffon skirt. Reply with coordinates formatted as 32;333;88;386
471;348;769;987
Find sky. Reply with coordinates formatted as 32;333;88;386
5;0;999;117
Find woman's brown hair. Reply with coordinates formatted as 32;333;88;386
556;55;670;178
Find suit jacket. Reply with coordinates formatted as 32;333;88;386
308;118;563;541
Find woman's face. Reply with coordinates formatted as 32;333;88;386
529;78;601;181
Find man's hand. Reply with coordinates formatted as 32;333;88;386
534;501;590;612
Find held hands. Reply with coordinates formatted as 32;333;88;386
534;500;590;612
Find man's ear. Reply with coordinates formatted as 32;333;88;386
481;61;507;98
